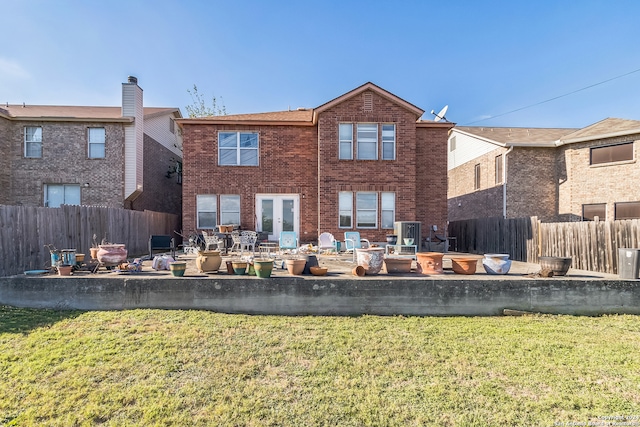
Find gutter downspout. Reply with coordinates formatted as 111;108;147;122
503;146;514;219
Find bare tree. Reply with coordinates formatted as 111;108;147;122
185;85;227;118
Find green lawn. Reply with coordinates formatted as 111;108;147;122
1;307;640;426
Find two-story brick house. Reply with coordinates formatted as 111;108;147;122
178;82;453;245
448;118;640;222
0;77;183;215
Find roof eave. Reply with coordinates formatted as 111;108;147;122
2;116;133;123
176;118;315;127
559;128;640;146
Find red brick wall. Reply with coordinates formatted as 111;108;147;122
416;127;449;237
181;123;318;240
0;118;11;204
7;120;125;207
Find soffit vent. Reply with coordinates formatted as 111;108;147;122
363;92;373;112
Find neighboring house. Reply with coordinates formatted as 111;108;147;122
0;77;183;215
178;82;453;244
448;118;640;222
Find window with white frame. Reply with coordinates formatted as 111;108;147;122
24;126;42;158
356;192;377;228
220;195;240;225
381;192;395;228
381;124;395;160
219;132;258;166
357;124;378;160
339;191;353;228
88;127;106;159
339;123;353;160
45;184;80;207
197;194;217;229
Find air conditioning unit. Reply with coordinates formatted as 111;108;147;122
394;221;422;248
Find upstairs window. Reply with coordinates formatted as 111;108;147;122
591;142;633;165
495;154;503;184
357;124;378;160
88;127;106;159
219;132;259;166
474;164;481;190
449;136;456;152
381;124;396;160
339;123;353;160
24;126;42;158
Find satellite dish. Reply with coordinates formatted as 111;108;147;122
430;105;449;122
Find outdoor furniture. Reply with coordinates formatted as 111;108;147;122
259;242;278;259
385;244;418;259
148;235;176;260
318;232;338;260
201;230;223;251
240;231;258;255
229;231;241;253
279;231;299;255
344;232;370;263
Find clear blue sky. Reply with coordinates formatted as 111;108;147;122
2;0;639;128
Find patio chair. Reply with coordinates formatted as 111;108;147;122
278;231;299;255
240;230;258;256
229;230;241;253
201;230;222;251
344;232;370;262
318;232;338;260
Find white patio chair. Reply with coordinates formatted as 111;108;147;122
240;231;258;256
201;230;222;251
344;231;370;262
318;232;338;260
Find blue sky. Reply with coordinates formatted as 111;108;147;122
2;0;639;128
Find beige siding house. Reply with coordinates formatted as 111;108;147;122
448;118;640;222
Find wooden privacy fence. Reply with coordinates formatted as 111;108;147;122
0;205;180;277
449;217;640;274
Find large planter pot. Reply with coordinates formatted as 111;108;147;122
451;258;478;275
482;254;512;275
416;252;444;274
97;244;127;265
286;259;306;275
169;261;187;277
232;261;247;275
196;250;222;273
254;259;274;278
539;256;572;276
384;257;413;274
356;247;385;275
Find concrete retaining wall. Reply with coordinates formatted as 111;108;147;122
2;276;640;316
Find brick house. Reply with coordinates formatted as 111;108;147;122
178;82;453;244
0;77;183;215
448;118;640;222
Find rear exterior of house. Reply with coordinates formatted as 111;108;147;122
448;118;640;222
0;77;183;215
179;82;453;244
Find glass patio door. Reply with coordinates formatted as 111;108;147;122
256;194;299;241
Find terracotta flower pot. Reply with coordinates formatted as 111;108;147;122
352;265;365;277
57;264;73;276
254;259;274;278
384;257;413;274
89;247;99;260
196;250;222;273
416;252;444;274
285;259;306;275
310;266;328;276
451;258;478;275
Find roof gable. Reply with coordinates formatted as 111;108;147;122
314;82;424;119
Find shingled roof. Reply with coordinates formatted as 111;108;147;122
0;105;179;121
454;126;577;147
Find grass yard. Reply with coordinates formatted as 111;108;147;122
1;307;640;426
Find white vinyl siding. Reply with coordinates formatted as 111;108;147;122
219;132;259;166
220;195;240;225
88;127;106;159
381;124;395;160
25;126;42;158
339;123;353;160
339;191;353;228
357;124;378;160
197;194;217;229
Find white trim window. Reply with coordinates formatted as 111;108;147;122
219;132;259;166
339;123;353;160
339;191;353;228
381;192;395;229
381;124;395;160
357;124;378;160
24;126;43;158
45;184;80;208
88;127;106;159
197;194;217;229
356;192;377;228
220;194;240;225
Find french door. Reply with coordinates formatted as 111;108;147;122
256;194;299;241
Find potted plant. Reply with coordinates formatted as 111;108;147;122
90;234;100;260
